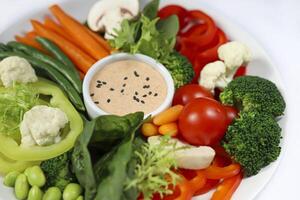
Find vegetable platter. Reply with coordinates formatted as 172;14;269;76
0;0;287;200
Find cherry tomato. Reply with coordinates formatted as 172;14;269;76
172;84;213;106
224;106;238;125
178;98;227;146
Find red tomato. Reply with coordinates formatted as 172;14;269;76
172;84;213;106
224;106;238;125
178;98;227;146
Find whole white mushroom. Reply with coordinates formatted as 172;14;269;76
87;0;139;39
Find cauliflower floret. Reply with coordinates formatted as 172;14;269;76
20;105;69;146
199;61;229;93
0;56;37;87
148;136;215;170
218;41;251;69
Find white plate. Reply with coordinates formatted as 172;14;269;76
0;0;287;199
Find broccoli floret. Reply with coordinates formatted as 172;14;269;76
220;76;285;117
222;112;281;177
40;151;77;191
161;51;194;89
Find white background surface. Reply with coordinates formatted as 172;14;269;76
0;0;298;199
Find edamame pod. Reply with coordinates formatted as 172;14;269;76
28;186;43;200
14;174;29;200
3;171;20;187
7;41;82;93
26;166;46;187
43;187;62;200
35;37;75;70
0;51;85;111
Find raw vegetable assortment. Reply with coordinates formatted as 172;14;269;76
0;0;286;200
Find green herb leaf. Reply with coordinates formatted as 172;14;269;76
142;0;160;19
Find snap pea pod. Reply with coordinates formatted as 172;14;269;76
0;51;85;111
35;37;75;70
7;41;82;93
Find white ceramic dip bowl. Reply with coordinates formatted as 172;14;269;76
83;53;175;119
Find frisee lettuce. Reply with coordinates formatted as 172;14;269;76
125;136;181;200
0;83;39;139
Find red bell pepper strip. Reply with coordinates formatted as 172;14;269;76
194;179;220;196
211;173;243;200
181;10;217;47
203;163;241;180
163;176;194;200
234;66;247;77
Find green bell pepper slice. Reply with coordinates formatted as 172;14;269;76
0;79;83;161
0;152;39;175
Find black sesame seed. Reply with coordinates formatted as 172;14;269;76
110;88;115;91
107;99;111;103
141;100;145;104
97;80;101;83
134;71;140;77
90;93;95;97
142;94;147;98
94;101;99;104
124;77;128;80
146;77;150;81
143;85;147;89
102;81;107;85
121;89;124;93
122;83;126;87
154;93;158;97
96;84;101;88
133;96;136;100
136;98;140;102
148;91;152;95
135;91;138;95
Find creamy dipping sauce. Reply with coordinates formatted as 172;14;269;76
90;60;168;115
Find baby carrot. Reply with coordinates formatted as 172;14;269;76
31;20;95;73
141;123;159;137
158;122;178;137
49;4;109;60
153;105;184;126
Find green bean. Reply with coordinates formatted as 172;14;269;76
43;187;62;200
3;171;20;187
14;174;29;200
26;166;46;187
28;186;43;200
35;37;75;70
76;195;83;200
7;41;82;94
0;51;85;111
63;183;82;200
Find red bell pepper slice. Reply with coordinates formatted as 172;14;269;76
211;173;243;200
203;163;241;180
181;10;217;47
234;66;247;77
194;179;220;196
163;176;194;200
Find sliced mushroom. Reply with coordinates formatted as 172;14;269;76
87;0;139;39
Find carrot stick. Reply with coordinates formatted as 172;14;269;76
153;105;184;126
26;31;38;40
158;122;178;136
84;27;111;52
49;4;109;60
31;20;95;73
15;35;47;53
44;17;77;44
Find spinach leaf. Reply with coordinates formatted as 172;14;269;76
157;15;179;42
93;115;144;200
90;112;144;149
143;0;160;20
71;119;97;200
